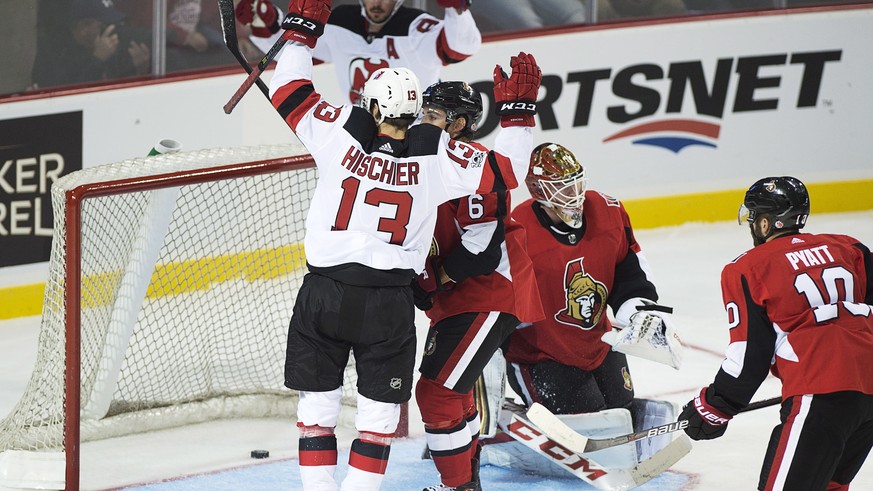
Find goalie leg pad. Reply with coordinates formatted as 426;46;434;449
480;437;570;478
549;408;638;469
475;350;507;439
632;399;679;462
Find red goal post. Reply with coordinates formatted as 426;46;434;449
0;143;408;491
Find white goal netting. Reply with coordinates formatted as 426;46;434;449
0;143;366;457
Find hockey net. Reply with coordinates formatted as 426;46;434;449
0;143;387;489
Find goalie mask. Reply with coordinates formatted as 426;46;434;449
738;176;809;245
360;67;422;124
422;81;483;139
526;143;589;228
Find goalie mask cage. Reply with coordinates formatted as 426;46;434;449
0;143;405;490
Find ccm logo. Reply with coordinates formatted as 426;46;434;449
500;102;536;112
282;15;317;31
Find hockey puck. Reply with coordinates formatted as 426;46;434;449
251;449;270;459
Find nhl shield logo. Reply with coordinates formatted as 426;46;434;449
390;378;402;390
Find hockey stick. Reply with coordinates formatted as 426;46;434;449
223;36;287;114
740;396;781;412
527;396;782;454
505;411;692;491
217;0;280;113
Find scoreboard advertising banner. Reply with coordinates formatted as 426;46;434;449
0;111;82;267
438;7;873;199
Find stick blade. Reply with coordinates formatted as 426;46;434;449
526;403;591;454
629;434;692;486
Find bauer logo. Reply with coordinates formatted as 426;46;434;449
0;111;83;267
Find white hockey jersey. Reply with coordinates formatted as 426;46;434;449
253;5;481;104
268;44;529;278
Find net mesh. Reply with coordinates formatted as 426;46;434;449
0;143;362;453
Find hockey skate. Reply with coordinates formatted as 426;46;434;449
422;445;482;491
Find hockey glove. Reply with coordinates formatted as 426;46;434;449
411;258;453;311
493;51;541;127
679;386;738;441
281;0;331;49
236;0;281;37
601;302;683;369
437;0;473;11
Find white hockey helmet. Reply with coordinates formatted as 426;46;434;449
360;67;422;124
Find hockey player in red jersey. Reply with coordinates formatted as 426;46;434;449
266;1;540;489
412;81;544;491
504;143;682;417
681;176;873;491
473;143;685;481
236;0;480;104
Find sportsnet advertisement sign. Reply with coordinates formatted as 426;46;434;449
439;8;873;199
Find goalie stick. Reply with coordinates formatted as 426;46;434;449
217;0;282;113
505;411;692;491
527;396;782;454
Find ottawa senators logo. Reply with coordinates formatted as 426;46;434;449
555;258;608;330
428;237;439;257
424;331;437;356
622;366;633;391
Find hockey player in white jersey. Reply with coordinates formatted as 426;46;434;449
236;0;481;104
267;1;540;489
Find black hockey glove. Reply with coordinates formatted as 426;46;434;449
680;385;739;440
411;280;434;311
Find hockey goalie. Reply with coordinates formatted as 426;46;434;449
472;143;689;490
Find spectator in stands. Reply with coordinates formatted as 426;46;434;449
31;0;150;89
117;0;235;71
470;0;588;32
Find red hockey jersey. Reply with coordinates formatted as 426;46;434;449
425;185;544;325
504;192;658;371
714;232;873;404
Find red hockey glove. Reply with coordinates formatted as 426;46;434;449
493;52;541;127
411;259;453;311
281;0;331;49
236;0;281;37
437;0;473;11
679;386;737;441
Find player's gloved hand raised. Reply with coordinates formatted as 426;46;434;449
236;0;281;37
281;0;331;48
437;0;472;12
493;52;541;127
679;386;738;440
